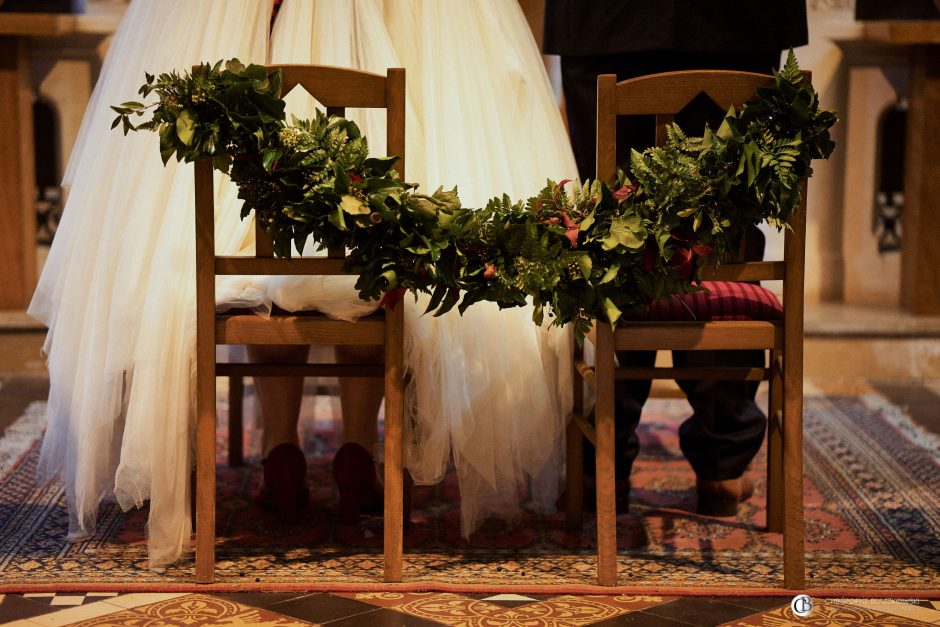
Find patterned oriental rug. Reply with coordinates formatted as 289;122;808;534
0;391;938;594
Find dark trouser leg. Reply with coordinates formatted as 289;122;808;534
583;350;654;481
674;350;768;481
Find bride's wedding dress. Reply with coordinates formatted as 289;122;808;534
30;0;578;568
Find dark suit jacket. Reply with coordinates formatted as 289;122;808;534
543;0;808;56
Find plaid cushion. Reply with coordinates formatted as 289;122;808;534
643;281;783;321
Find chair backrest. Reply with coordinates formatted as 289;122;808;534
595;70;807;296
259;65;406;259
194;65;405;281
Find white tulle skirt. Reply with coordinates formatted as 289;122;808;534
30;0;578;567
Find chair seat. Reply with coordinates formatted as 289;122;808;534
643;281;783;322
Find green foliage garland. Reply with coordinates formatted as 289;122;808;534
113;53;836;339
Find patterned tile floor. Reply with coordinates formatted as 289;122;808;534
1;591;939;626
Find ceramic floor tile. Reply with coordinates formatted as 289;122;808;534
718;597;789;612
591;611;694;626
22;600;132;627
75;594;314;627
0;596;59;624
323;608;442;627
642;597;761;626
479;593;539;607
211;592;313;610
13;594;120;610
46;598;85;608
267;593;378;624
383;593;661;626
96;592;189;610
337;593;439;611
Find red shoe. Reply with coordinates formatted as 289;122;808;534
258;443;309;524
332;443;382;523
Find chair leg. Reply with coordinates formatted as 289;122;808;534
383;305;405;583
195;377;217;584
566;348;586;532
228;376;244;467
766;352;784;533
782;351;805;589
594;324;618;586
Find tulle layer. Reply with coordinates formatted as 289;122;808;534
32;0;578;565
30;0;273;567
263;0;578;534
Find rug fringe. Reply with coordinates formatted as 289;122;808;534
861;392;940;463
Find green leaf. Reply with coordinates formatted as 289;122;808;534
425;282;450;314
363;156;399;177
579;210;596;232
176;109;196;146
329;207;347;231
434;288;461;316
717;107;736;141
380;269;398;289
261;149;280;172
599;261;619;285
225;59;245;74
578;254;592;280
602;298;622;326
340;195;370;215
602;216;646;251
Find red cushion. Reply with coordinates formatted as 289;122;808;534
642;281;783;322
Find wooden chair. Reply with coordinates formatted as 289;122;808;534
566;70;807;589
194;65;407;584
